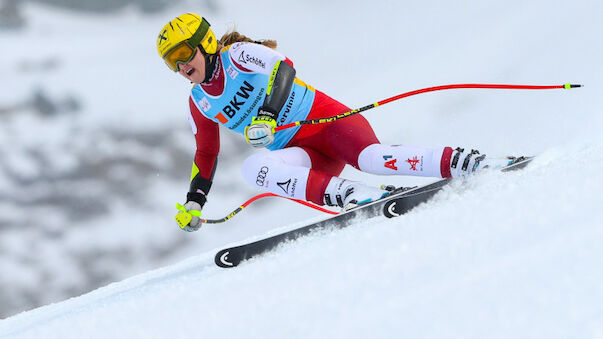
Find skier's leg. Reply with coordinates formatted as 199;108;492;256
285;92;388;206
357;144;447;177
287;145;388;207
296;146;346;205
357;144;487;178
242;144;379;207
241;147;313;201
301;95;487;179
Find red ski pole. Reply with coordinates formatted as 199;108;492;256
274;83;582;133
201;193;339;224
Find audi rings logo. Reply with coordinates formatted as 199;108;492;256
256;166;269;186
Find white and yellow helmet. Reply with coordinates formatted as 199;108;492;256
156;13;218;72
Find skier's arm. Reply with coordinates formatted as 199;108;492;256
175;97;220;232
228;42;296;122
187;96;220;207
256;59;296;122
245;59;296;147
231;42;297;147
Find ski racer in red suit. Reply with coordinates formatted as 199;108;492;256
157;13;489;232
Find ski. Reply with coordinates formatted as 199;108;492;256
214;191;401;268
215;156;534;268
383;156;533;217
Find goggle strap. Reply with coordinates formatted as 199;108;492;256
189;18;210;47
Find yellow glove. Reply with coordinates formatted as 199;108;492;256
175;201;203;232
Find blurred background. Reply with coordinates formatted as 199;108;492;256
1;0;601;318
0;0;228;318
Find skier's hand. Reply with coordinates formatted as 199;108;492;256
175;192;206;232
245;111;277;148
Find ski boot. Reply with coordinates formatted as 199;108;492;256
323;178;389;208
449;147;487;178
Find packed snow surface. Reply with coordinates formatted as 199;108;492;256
1;0;602;338
2;146;603;338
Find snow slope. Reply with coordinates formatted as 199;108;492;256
1;142;602;338
1;0;603;337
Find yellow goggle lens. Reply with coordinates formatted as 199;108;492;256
163;42;197;72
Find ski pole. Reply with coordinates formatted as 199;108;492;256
274;83;582;133
201;192;339;224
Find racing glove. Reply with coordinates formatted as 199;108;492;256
244;108;277;148
175;192;206;232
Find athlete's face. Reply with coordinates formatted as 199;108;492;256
178;47;205;84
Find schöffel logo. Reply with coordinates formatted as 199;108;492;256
238;51;266;69
277;178;299;196
277;179;291;194
256;166;269;186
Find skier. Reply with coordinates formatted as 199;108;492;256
157;13;488;232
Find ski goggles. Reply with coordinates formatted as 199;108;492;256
162;17;217;72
